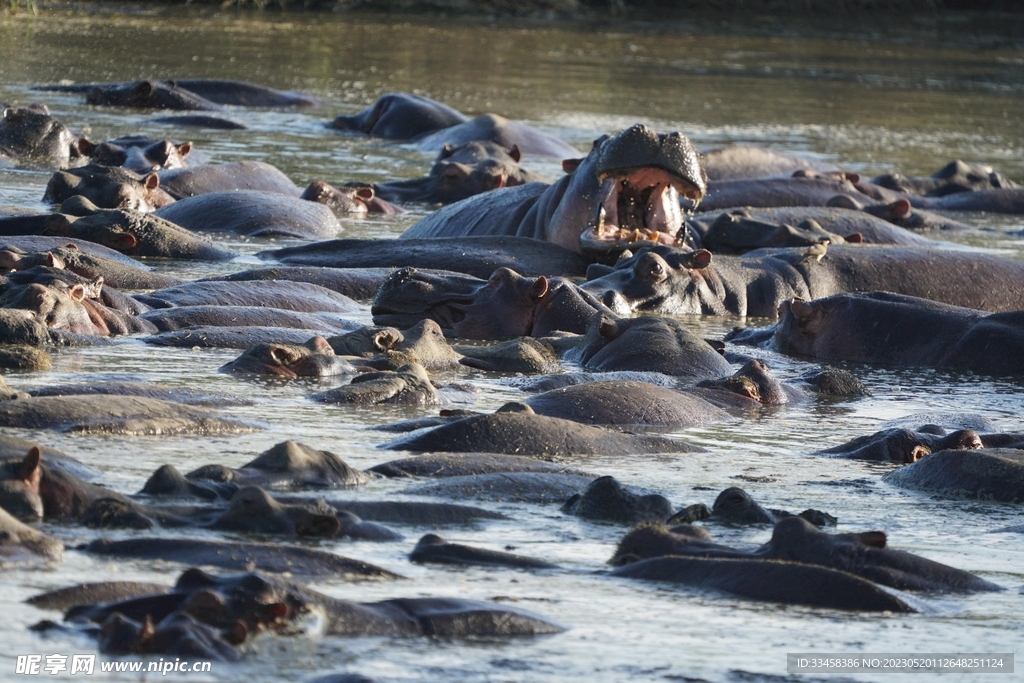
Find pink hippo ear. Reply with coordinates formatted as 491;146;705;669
688;249;712;270
561;158;583;174
507;144;522;163
308;336;334;355
844;232;864;243
178;141;192;158
67;284;87;302
530;276;549;301
116;233;137;249
844;172;861;184
19;447;43;490
887;198;912;219
143;172;160;191
139;615;156;643
44;252;63;269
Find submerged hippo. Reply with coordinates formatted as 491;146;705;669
820;425;986;463
883;448;1024;503
0;506;63;565
329;92;468;139
0;243;180;290
410;534;558;569
154;191;340;239
370;141;545;204
383;407;703;456
136;280;360;314
220;336;356;378
771;292;1024;376
700;146;839;180
582;245;1024;318
328;320;464;372
44;164;175;212
371;266;610;338
401;124;705;253
38;78;319;109
562;476;674;524
311;363;445;407
90;136;197;174
0;105;92;167
871;159;1016;197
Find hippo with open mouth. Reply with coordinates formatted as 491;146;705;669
400;124;706;254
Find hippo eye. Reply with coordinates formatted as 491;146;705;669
648;261;663;277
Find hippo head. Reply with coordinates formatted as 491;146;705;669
562;475;673;524
327;325;404;356
99;611;240;660
211;486;341;537
92;138;193;174
242;440;370;488
702;359;790;405
709;487;775;525
824;426;983;463
0;280;108;335
452;267;549;338
576;124;705;254
428;141;535;203
609;522;714;566
581;246;719;316
0;247;65;274
219;336;354;378
772;297;825;355
300;181;399;216
0;448;45;521
0;105;88;164
43;165;172;212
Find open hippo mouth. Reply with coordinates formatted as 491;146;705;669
580;125;706;255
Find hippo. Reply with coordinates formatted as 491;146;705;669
42;202;237;261
39;77;314;110
691;175;875;213
401;124;705;253
201;266;401;301
44;164;175;212
608;523;730;566
0;505;63;565
582;245;1024;318
520;380;734;428
61;567;565;639
163;79;320;107
0;396;260;436
156;160;300;199
700;146;840;180
25;381;247;407
154;191;340;239
329;92;468;139
405;471;596;504
90;136;197;173
145;326;358;350
94;611;241;660
0;277;154;337
562;476;674;524
871;159;1017;197
0;244;180;290
81;80;222;110
687;208;933;253
0;446;132;521
382;407;704;456
0;344;52;371
27;582;172;611
883;448;1024;503
704;488;836;527
150;114;247;130
771;292;1024;376
328;320;464;372
299;181;400;216
368;453;587;478
408;113;579;159
572;312;732;381
905;188;1024;214
312;363;444;407
372;266;610;338
141;306;356;334
147;440;371;496
370;141;546;204
410;534;558;569
0;105;92;167
454;337;562;374
827;195;977;232
220;336;356;377
694;360;805;406
80;538;400;579
259;235;592;279
819;425;1014;463
275;497;507;525
136;280;360;313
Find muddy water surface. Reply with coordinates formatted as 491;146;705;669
0;7;1023;682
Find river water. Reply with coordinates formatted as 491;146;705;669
0;6;1023;682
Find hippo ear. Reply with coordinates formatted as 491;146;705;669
371;329;400;352
116;233;137;249
688;249;712;270
844;232;863;243
44;252;61;269
18;447;43;489
826;194;862;210
598;315;620;341
138;615;155;644
530;276;549;300
67;284;87;302
561;158;583;175
269;346;301;366
854;531;887;548
789;298;812;320
844;172;861;184
704;339;726;355
143;172;160;191
507;144;522;163
307;336;334;355
177;141;192;158
64;243;79;251
1;108;10;120
74;138;96;157
438;143;456;160
224;620;248;645
886;199;912;219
